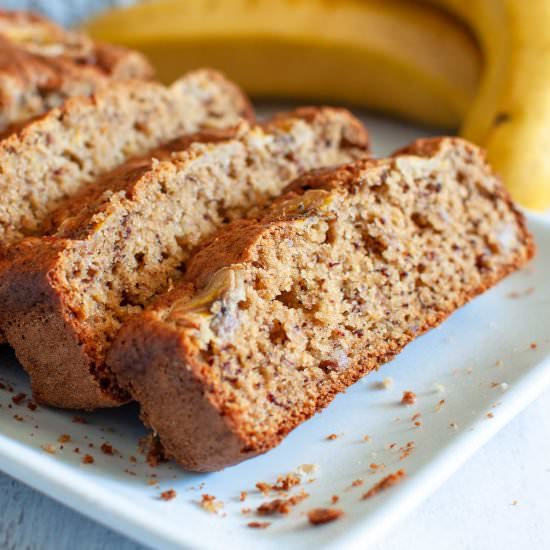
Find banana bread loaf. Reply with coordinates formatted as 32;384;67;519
0;107;369;409
0;68;253;251
0;10;154;132
108;137;534;472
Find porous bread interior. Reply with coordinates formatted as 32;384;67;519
54;112;365;380
0;71;246;247
166;140;531;449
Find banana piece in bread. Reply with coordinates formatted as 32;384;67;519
108;137;534;472
0;107;369;409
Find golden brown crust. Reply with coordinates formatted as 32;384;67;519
110;307;260;469
0;238;123;408
108;137;534;471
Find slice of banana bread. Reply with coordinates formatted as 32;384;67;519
0;68;253;251
108;137;534;472
0;107;369;409
0;10;153;132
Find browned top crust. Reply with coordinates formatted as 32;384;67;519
108;136;534;471
0;9;153;131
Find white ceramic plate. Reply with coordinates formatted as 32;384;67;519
0;114;549;550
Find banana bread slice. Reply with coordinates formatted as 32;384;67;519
0;107;369;409
0;9;153;132
108;137;534;472
0;68;252;251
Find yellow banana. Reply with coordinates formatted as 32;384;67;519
85;0;480;129
426;0;550;210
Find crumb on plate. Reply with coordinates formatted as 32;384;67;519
362;469;406;500
401;391;416;406
160;489;176;501
307;507;343;525
247;521;271;529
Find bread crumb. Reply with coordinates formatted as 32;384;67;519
160;489;176;501
326;433;339;440
100;443;115;455
82;454;94;464
255;472;302;496
486;412;494;419
295;463;318;476
307;507;343;525
495;359;504;367
351;479;364;487
274;473;301;491
530;342;538;350
12;393;26;405
362;469;406;500
363;435;371;442
256;482;271;496
41;444;56;454
240;491;248;502
436;399;446;412
399;441;415;460
331;495;340;504
257;490;309;516
449;422;459;430
401;391;416;406
200;494;224;513
247;521;271;529
57;434;71;444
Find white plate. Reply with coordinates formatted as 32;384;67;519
1;114;549;550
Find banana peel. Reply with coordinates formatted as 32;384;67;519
425;0;550;209
85;0;480;129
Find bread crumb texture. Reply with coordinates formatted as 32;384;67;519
0;107;368;409
108;136;534;471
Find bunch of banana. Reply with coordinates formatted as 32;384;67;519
85;0;550;210
425;0;550;209
85;0;479;129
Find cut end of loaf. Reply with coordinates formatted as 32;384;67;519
109;137;534;471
